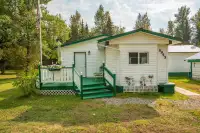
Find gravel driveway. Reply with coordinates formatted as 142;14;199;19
100;96;200;110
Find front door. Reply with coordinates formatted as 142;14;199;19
74;52;86;77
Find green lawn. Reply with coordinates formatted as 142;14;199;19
0;72;200;132
169;76;200;94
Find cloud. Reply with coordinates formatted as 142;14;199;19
47;0;200;31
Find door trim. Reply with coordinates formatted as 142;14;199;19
74;52;87;77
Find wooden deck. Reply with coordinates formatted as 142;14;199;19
41;77;104;90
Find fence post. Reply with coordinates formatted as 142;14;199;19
102;62;105;84
72;64;75;90
80;72;83;99
38;64;41;89
113;73;116;96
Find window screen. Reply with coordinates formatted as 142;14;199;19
129;53;138;64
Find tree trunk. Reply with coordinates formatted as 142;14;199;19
0;60;6;75
25;45;31;76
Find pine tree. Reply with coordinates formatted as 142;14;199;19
134;12;151;30
191;9;200;45
69;10;81;41
94;5;105;34
174;6;191;43
135;13;143;29
85;23;89;36
167;20;175;36
80;19;85;39
159;28;165;34
104;11;113;35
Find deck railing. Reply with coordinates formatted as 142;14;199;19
73;64;83;99
102;63;116;96
39;66;73;83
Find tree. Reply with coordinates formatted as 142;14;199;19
69;10;81;41
167;20;175;36
134;12;151;30
104;11;113;35
159;28;165;34
174;6;191;43
0;0;68;75
42;8;70;63
113;25;125;35
94;5;105;34
94;5;125;35
85;23;89;36
191;9;200;45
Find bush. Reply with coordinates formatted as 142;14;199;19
13;70;38;97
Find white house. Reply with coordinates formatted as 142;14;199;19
168;45;200;76
59;28;182;93
186;52;200;80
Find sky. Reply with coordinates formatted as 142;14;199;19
47;0;200;32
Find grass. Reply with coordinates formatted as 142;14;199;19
0;72;200;132
169;76;200;94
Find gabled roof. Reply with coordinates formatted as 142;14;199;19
98;28;182;43
61;34;109;47
168;45;200;53
186;52;200;62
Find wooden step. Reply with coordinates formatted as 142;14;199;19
83;82;104;88
83;93;113;100
82;85;107;91
82;89;111;95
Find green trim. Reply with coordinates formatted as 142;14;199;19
168;72;189;77
74;52;87;77
72;64;75;90
38;64;42;89
104;66;114;78
190;62;193;79
80;74;83;100
113;73;116;96
102;63;105;84
103;65;116;96
98;28;182;43
188;59;200;62
41;82;74;90
61;34;109;47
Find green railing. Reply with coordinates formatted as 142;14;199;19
102;63;116;96
72;64;83;99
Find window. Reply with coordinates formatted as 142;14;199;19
139;53;148;64
129;52;148;64
129;53;138;64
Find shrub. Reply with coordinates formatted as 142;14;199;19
13;70;38;97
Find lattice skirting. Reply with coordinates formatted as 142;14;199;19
123;86;158;92
40;90;76;95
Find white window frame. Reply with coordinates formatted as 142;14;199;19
129;52;149;65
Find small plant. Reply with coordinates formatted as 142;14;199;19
13;70;38;97
47;64;63;71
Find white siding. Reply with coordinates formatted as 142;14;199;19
168;53;197;72
60;38;105;77
119;44;158;86
157;45;168;83
192;62;200;80
110;32;169;45
105;45;120;85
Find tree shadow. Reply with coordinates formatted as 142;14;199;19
0;91;160;127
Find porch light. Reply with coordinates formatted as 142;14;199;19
88;51;91;55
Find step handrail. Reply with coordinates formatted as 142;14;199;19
72;64;83;99
102;63;116;96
